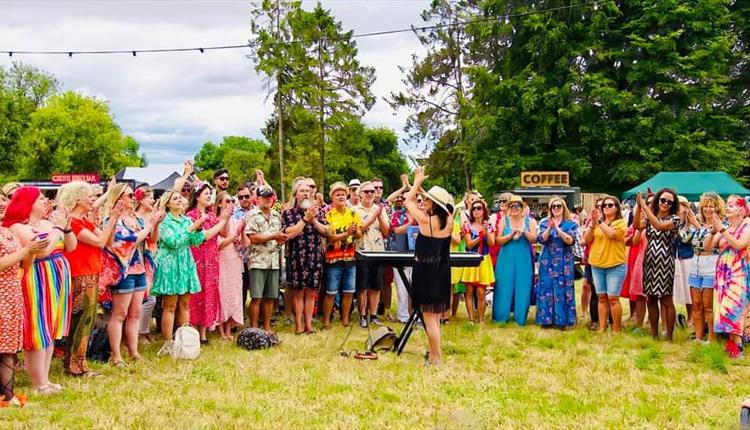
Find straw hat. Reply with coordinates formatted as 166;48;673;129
329;181;348;197
422;186;454;214
677;195;689;205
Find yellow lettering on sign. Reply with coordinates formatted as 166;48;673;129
520;171;570;187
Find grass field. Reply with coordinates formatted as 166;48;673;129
6;298;750;429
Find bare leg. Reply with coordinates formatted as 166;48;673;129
24;349;48;389
249;298;261;328
690;288;704;340
341;292;353;326
703;289;715;341
609;297;622;332
176;294;191;327
198;326;207;342
160;295;178;341
451;289;460;317
647;295;660;339
581;280;591;317
284;288;294;320
422;311;442;365
597;294;609;333
322;295;335;328
303;289;316;331
261;299;275;332
476;286;487;323
661;295;676;341
368;290;380;318
465;285;476;322
358;289;368;319
635;297;646;329
293;290;304;334
108;292;133;363
125;290;145;359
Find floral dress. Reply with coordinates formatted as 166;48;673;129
0;227;23;353
152;213;205;296
187;208;222;329
713;222;750;336
282;208;326;290
535;219;578;327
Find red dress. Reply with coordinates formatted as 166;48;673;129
621;226;647;300
187;208;222;330
0;227;23;353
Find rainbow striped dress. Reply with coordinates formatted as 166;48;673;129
22;235;72;350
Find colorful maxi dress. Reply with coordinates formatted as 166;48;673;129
152;212;205;296
186;208;222;329
22;235;71;350
535;218;578;327
713;222;750;336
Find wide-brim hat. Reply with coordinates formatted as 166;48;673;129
329;181;349;197
422;186;454;214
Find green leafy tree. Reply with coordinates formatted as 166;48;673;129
0;63;58;180
194;136;270;191
17;91;145;179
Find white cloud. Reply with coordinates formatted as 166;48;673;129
1;0;432;165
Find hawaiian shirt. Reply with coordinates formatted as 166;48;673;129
245;208;283;270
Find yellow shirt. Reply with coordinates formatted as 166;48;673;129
588;218;627;268
325;207;362;263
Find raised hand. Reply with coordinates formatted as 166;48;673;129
183;160;194;177
111;201;126;219
400;173;410;189
413;166;428;185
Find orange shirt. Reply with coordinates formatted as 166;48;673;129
65;217;102;276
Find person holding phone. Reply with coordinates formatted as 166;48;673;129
3;187;76;394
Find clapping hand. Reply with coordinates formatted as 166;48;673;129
26;237;49;256
111;201;126;219
274;230;288;245
712;213;724;232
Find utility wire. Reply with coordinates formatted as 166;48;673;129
1;0;610;57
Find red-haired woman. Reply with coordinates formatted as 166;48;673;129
4;187;76;394
707;195;750;358
0;188;47;405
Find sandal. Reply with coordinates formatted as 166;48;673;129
112;360;128;368
305;329;317;335
32;385;57;396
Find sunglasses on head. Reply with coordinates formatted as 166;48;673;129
602;202;617;209
659;197;674;206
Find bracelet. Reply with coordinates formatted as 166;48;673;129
719;227;726;234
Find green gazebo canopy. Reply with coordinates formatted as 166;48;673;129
622;172;750;202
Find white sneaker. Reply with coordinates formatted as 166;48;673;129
157;340;173;357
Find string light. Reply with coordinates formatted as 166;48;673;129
0;0;611;57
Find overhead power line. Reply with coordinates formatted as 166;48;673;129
1;0;610;57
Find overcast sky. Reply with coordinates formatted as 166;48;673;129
1;0;431;170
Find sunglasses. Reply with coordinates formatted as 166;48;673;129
550;204;563;209
498;200;507;204
217;176;229;181
123;193;134;199
595;204;602;209
374;186;383;190
472;206;484;211
509;203;522;210
238;194;252;200
659;197;674;206
361;190;375;194
602;203;617;209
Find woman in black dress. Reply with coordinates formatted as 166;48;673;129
404;166;454;365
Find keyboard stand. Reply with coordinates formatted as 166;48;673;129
392;266;423;356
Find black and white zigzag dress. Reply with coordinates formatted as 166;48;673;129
643;215;679;297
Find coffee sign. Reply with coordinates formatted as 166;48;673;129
521;171;569;187
51;173;101;184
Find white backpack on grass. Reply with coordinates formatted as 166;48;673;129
171;324;200;360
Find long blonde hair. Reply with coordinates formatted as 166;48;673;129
548;197;571;221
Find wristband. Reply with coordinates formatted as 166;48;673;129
719;227;726;234
596;220;603;225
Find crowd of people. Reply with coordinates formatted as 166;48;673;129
0;160;749;408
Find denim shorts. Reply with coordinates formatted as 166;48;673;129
111;273;147;295
325;263;356;295
591;264;627;296
689;254;718;289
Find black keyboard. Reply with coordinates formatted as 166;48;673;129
355;251;482;267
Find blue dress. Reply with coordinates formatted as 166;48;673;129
493;217;534;324
535;219;578;327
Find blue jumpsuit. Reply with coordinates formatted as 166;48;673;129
493;217;534;324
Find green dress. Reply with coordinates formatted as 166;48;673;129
151;212;205;296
